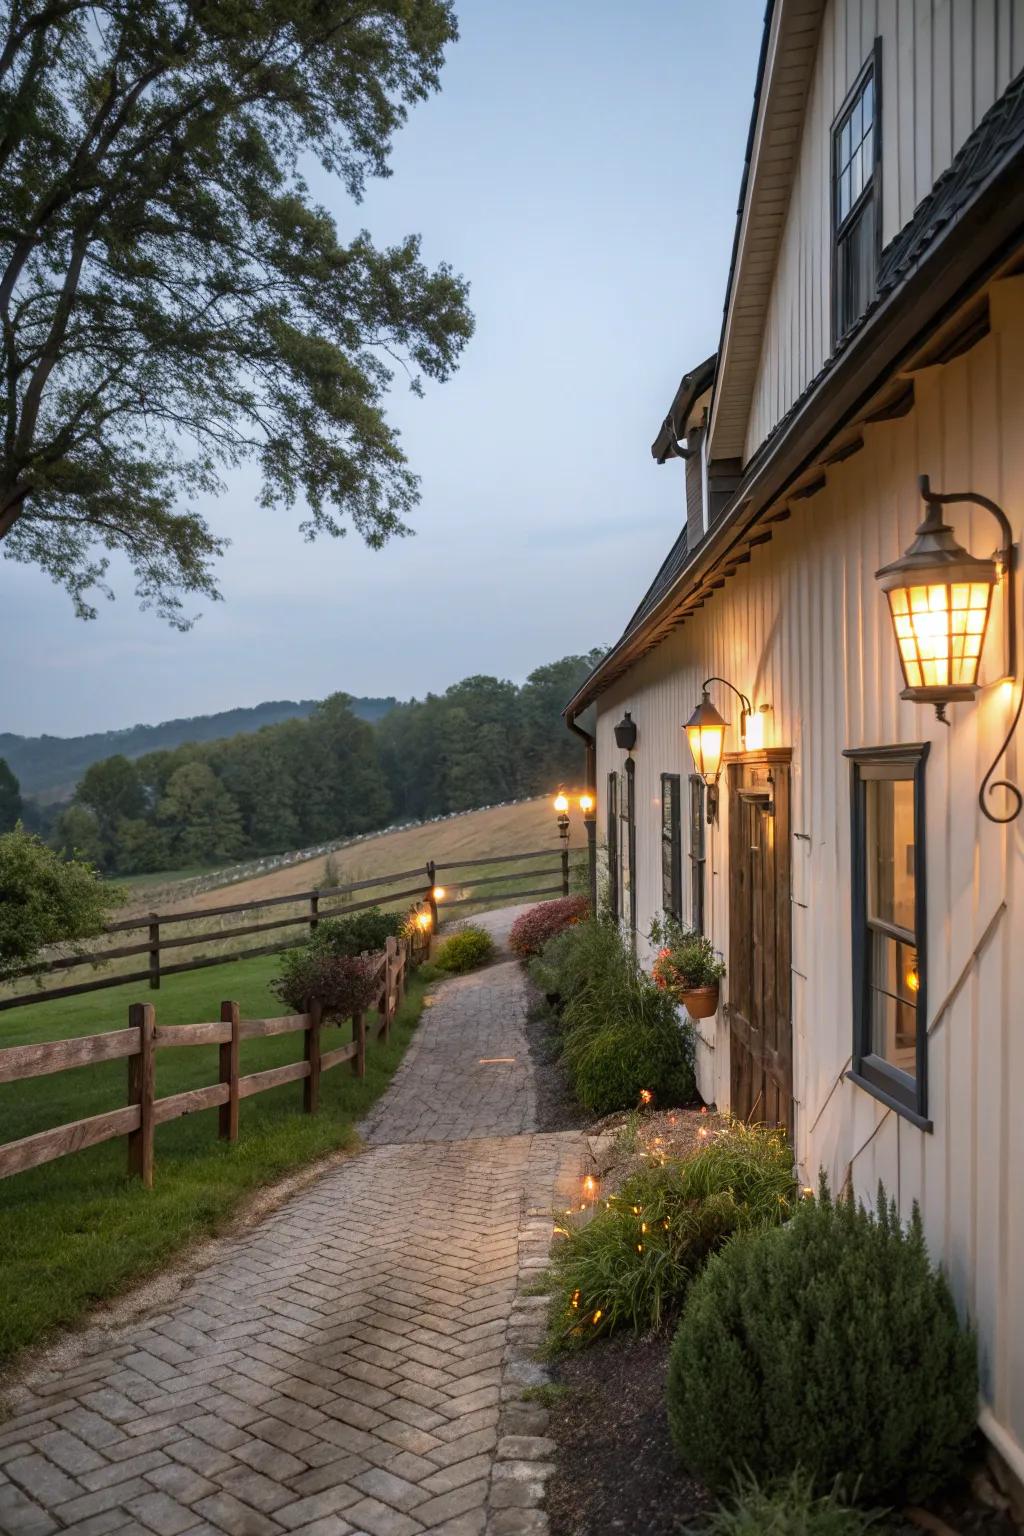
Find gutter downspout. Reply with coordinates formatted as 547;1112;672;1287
566;711;598;912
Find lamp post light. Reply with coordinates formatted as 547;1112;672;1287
579;792;597;911
684;676;753;822
554;791;571;896
876;475;1021;823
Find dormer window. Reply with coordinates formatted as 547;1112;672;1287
833;47;881;342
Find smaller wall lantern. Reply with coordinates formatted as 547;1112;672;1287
876;475;1021;823
613;710;638;751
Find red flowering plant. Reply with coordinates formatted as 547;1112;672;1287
509;895;590;958
649;915;725;1000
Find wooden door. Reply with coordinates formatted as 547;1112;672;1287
726;753;793;1132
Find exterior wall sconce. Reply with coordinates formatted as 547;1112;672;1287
579;792;597;910
613;710;638;751
684;676;753;822
876;475;1021;824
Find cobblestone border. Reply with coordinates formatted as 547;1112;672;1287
486;1138;580;1536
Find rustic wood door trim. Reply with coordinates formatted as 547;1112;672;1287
726;751;793;1132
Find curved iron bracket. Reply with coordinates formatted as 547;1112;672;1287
918;476;1021;824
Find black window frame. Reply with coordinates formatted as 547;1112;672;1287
688;774;706;936
831;41;882;344
661;772;683;925
843;742;931;1131
606;770;619;923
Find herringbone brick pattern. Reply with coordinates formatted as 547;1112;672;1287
0;918;581;1536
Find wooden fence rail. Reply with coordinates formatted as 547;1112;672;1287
0;844;583;1012
0;936;413;1188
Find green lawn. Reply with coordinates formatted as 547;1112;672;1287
0;956;426;1367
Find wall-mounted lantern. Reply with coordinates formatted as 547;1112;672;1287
684;676;753;822
553;790;571;841
613;710;638;751
876;475;1021;823
579;792;597;910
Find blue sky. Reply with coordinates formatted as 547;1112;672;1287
1;2;763;737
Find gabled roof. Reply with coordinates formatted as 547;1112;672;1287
651;353;716;464
565;65;1024;720
707;0;827;461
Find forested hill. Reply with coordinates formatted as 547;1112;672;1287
2;697;398;799
32;651;605;878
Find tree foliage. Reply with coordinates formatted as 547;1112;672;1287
0;756;22;830
0;824;124;980
0;0;473;621
49;649;606;875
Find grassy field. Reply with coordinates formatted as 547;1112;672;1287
158;796;585;912
0;799;586;1009
0;954;427;1368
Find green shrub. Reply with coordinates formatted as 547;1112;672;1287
434;924;495;974
310;907;404;957
667;1182;978;1502
273;947;380;1022
0;826;126;982
548;1123;793;1348
527;916;629;1014
562;970;695;1113
705;1470;891;1535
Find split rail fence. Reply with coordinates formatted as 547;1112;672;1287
1;842;581;1012
0;935;413;1189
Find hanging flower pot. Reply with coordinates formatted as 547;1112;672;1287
651;926;725;1019
678;983;720;1019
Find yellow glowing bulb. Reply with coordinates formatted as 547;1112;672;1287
416;912;431;931
432;886;446;901
906;967;920;994
553;792;570;814
743;710;766;752
579;792;594;814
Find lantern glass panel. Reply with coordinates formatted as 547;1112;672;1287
886;576;994;694
686;722;725;784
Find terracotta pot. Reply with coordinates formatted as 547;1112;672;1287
680;984;720;1020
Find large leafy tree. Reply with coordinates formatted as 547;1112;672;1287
0;0;472;623
0;755;22;830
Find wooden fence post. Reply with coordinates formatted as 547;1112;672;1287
426;861;438;932
560;843;570;897
352;1009;366;1078
309;891;320;938
382;936;396;1040
127;1002;155;1187
304;1001;322;1114
148;913;161;990
219;1001;240;1141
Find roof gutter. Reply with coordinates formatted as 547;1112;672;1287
565;713;596;792
563;135;1024;720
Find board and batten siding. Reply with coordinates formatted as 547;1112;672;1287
595;273;1024;1465
744;0;1024;459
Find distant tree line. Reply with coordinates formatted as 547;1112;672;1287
5;651;603;876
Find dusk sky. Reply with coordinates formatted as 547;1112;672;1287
2;2;763;738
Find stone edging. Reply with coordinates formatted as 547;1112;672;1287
486;1136;581;1536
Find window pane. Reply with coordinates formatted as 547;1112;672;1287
866;777;916;932
869;932;919;1075
862;74;873;128
851;143;863;201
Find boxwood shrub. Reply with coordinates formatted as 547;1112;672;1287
310;907;405;957
434;924;495;974
667;1181;978;1503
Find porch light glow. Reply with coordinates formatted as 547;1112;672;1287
579;792;595;817
743;708;766;752
876;476;1022;824
431;886;446;902
416;910;431;932
553;792;570;814
876;496;997;711
684;691;728;786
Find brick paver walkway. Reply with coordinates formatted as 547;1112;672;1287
0;909;582;1536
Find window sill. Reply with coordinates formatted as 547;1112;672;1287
846;1068;932;1133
